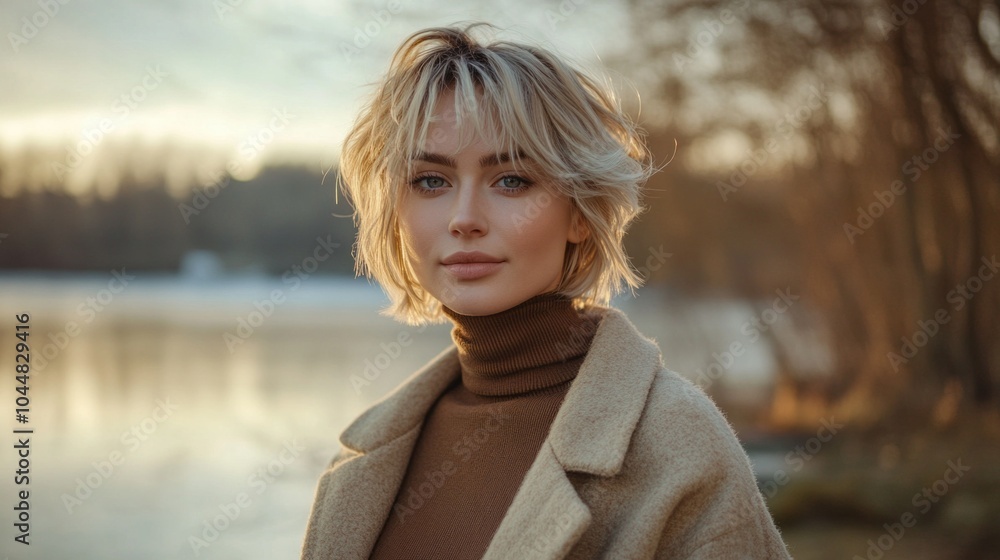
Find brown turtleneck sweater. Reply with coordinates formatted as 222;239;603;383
367;292;602;559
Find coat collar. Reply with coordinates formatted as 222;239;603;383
319;304;663;559
339;304;662;476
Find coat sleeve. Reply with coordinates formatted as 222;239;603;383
300;445;361;559
649;377;793;559
656;456;793;560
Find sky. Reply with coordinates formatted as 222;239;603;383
0;0;633;196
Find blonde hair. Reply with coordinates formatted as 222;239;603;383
338;22;658;325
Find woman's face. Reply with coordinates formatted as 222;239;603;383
397;88;587;317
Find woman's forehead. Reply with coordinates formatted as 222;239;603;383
414;119;520;160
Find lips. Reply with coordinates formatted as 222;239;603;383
441;252;504;280
441;251;503;265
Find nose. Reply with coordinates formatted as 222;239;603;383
448;181;488;237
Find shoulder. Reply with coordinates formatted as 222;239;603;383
645;367;741;445
630;365;756;483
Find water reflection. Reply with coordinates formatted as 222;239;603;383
0;274;451;559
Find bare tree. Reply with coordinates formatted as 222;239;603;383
616;0;1000;427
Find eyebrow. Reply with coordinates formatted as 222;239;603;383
413;150;531;168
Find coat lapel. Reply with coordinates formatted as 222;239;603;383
482;305;663;559
305;346;463;559
481;442;592;559
304;425;423;559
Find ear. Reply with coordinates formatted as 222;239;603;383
567;208;590;244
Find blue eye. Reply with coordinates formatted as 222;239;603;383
409;175;447;193
497;175;533;193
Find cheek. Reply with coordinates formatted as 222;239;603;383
508;202;573;257
398;206;436;262
525;195;573;236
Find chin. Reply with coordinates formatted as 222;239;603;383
441;298;507;317
436;288;521;317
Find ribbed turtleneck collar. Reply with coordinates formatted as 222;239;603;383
440;292;602;397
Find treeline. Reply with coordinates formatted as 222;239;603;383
0;165;358;275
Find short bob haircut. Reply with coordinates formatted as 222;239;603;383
338;22;658;325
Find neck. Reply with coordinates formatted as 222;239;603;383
441;292;601;397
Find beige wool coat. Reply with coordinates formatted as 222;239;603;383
301;304;793;559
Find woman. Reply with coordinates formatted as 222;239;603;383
302;22;792;560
